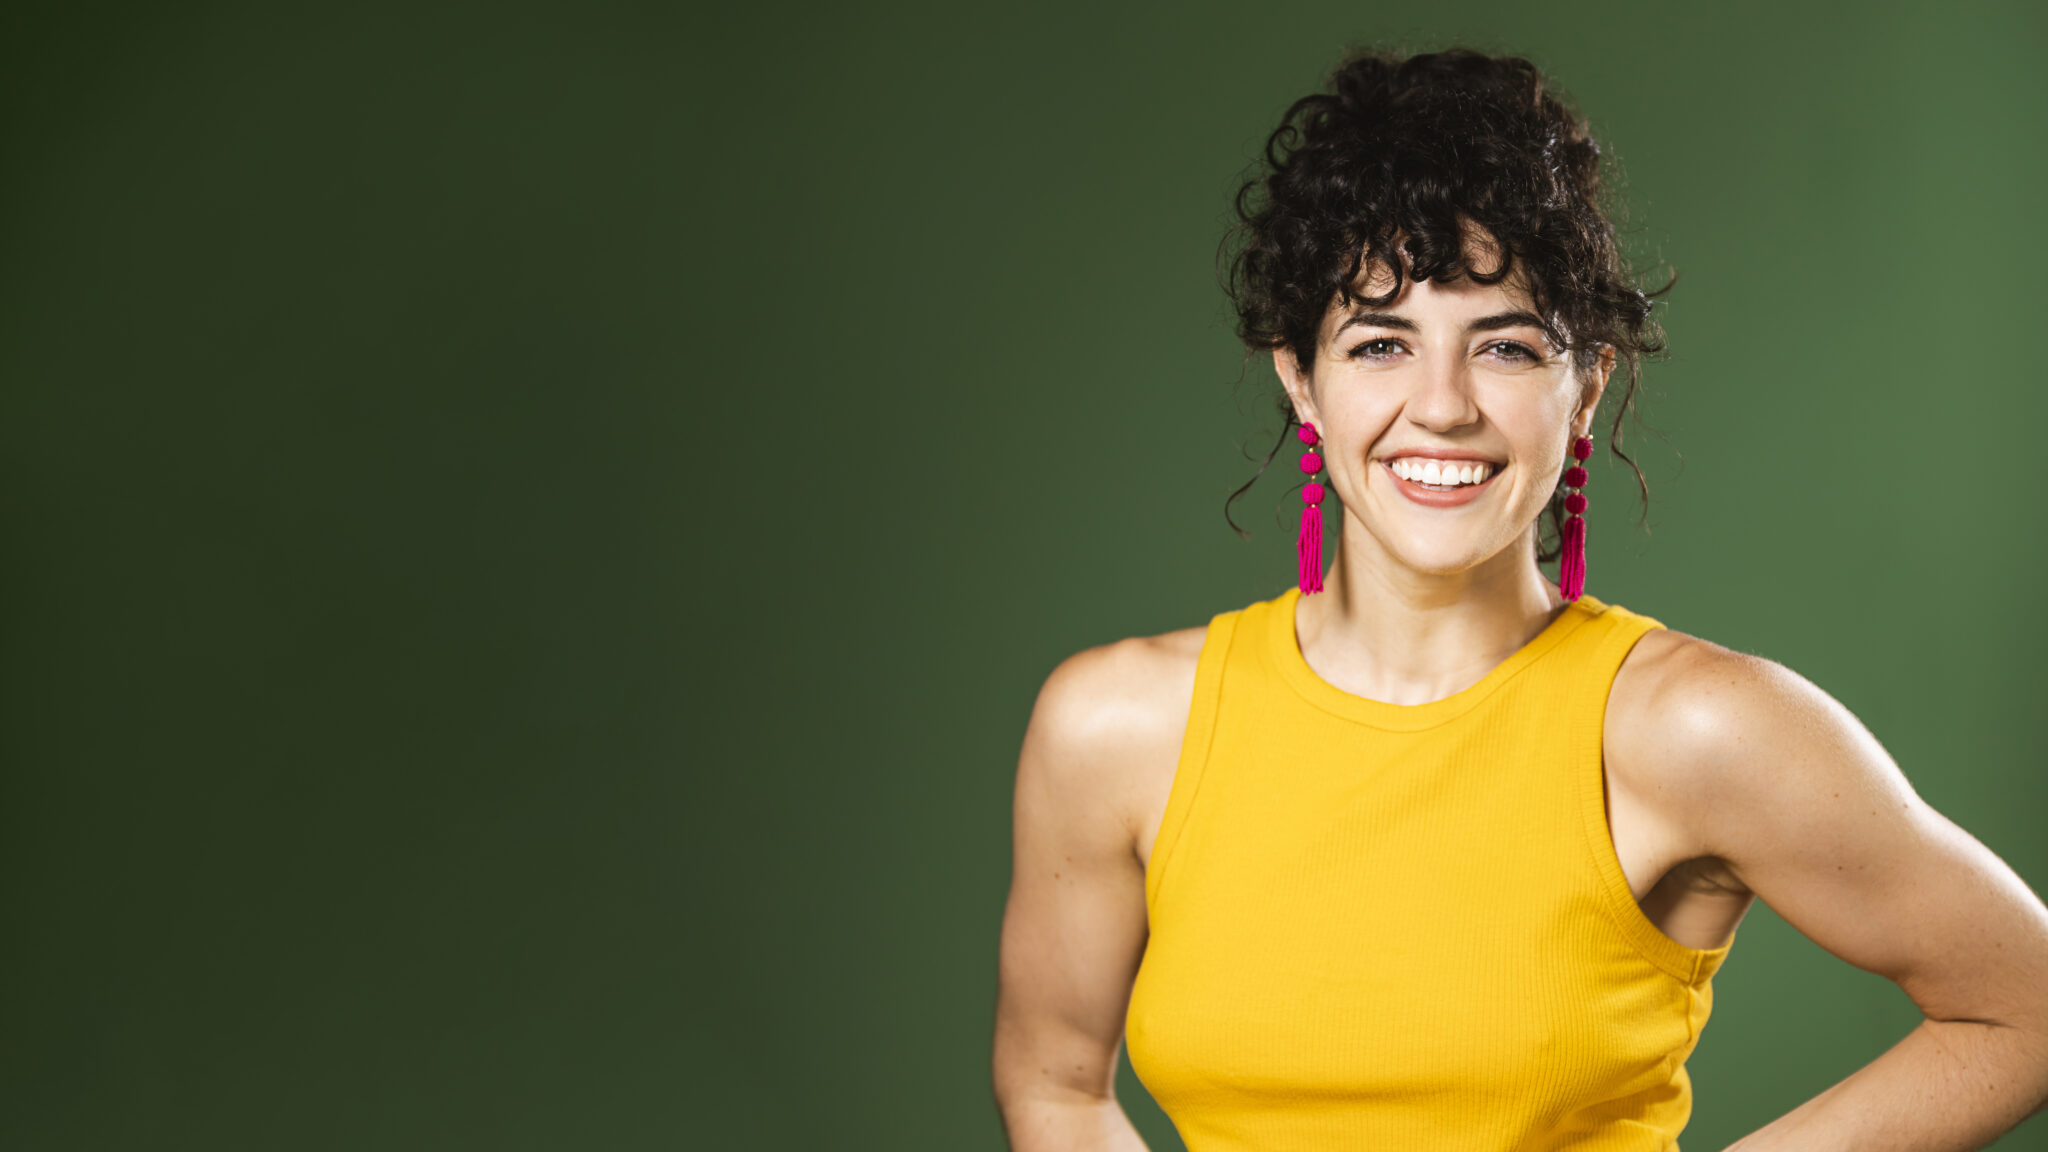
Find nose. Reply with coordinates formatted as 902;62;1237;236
1405;356;1481;433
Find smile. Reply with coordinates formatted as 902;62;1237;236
1382;458;1502;507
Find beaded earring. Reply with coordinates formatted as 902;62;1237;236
1298;422;1325;595
1558;433;1593;601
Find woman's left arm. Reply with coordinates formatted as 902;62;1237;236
1646;643;2048;1152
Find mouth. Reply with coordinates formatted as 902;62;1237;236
1382;456;1502;493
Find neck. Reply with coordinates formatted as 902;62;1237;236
1294;527;1566;708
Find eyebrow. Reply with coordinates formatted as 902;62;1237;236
1335;310;1553;337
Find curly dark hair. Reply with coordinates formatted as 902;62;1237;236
1220;45;1671;565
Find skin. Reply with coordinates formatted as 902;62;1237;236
992;229;2048;1151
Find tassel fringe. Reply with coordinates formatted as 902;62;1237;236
1559;514;1586;602
1297;503;1323;594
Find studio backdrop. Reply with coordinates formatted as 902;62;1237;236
3;2;2044;1149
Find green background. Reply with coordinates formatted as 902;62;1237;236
4;1;2044;1148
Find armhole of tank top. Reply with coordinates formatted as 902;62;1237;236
1574;613;1735;988
1144;609;1239;919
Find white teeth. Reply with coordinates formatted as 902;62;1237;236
1390;458;1493;488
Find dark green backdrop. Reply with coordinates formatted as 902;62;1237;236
4;2;2044;1148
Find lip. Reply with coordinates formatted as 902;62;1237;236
1380;449;1504;465
1382;458;1502;507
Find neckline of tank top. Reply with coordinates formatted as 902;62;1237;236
1267;583;1613;731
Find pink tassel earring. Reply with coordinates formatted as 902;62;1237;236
1297;422;1325;594
1558;434;1592;601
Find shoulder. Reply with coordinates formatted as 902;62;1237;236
1607;625;1782;742
1609;625;1851;773
1608;622;2048;1021
1607;623;1906;869
1028;622;1209;765
1019;622;1210;840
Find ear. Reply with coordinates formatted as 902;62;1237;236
1576;344;1616;437
1271;346;1320;427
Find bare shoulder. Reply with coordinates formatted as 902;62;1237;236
1607;624;1912;876
1022;622;1209;845
1607;625;1765;737
1608;624;2048;1023
1609;625;1855;776
996;621;1214;1103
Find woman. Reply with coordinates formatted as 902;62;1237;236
990;46;2048;1151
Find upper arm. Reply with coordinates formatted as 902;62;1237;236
1654;641;2048;1031
993;640;1184;1104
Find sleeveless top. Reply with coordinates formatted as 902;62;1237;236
1125;585;1735;1151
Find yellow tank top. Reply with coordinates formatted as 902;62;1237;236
1125;585;1735;1150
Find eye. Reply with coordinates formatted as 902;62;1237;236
1487;340;1543;363
1348;338;1405;360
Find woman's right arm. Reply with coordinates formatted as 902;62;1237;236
992;643;1163;1151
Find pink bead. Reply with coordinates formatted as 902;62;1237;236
1564;466;1588;488
1571;436;1593;460
1302;481;1324;505
1298;423;1320;446
1299;451;1321;474
1565;492;1587;514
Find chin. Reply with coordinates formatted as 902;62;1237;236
1383;544;1492;578
1379;527;1520;578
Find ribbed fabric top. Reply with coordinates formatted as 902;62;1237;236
1125;585;1734;1151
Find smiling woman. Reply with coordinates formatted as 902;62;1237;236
1265;229;1614;596
991;45;2048;1152
1219;49;1669;595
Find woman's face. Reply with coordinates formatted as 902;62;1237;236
1275;237;1611;584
